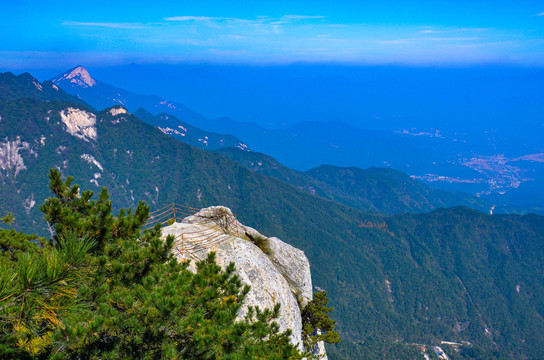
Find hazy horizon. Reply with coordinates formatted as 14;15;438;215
15;63;539;137
2;0;544;69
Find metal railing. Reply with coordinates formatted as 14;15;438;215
142;203;241;260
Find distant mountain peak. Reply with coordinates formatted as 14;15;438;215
108;105;129;117
53;66;97;88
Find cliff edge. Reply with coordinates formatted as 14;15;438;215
161;206;327;359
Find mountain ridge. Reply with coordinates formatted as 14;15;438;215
51;66;206;124
51;65;544;214
216;147;494;215
132;108;249;151
52;65;97;88
4;71;544;359
51;67;249;152
0;71;88;105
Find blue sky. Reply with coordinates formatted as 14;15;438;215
1;0;544;69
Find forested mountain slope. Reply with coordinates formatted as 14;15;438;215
217;147;493;215
1;74;544;359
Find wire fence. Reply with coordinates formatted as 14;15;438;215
142;203;241;261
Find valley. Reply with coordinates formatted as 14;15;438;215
0;70;543;359
47;66;544;215
2;2;544;359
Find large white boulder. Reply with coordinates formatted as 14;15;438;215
184;207;313;306
161;206;328;357
162;219;303;349
265;236;313;307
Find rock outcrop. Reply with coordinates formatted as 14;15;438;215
265;236;313;307
59;107;97;141
0;137;31;178
161;206;327;358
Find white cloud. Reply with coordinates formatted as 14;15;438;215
373;39;414;45
420;29;442;34
164;16;231;21
164;15;325;25
282;15;326;20
373;37;480;44
424;37;481;41
537;12;544;16
164;16;272;27
62;21;144;29
420;28;488;34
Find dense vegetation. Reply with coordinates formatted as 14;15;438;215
216;147;492;215
0;72;86;104
133;108;247;151
0;170;306;359
2;74;544;359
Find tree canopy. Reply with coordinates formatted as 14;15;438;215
0;169;308;359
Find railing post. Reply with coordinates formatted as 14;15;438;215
235;213;239;237
172;203;176;223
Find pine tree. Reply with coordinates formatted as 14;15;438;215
301;290;341;352
1;169;303;359
0;232;95;358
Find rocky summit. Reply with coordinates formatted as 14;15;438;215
160;206;326;359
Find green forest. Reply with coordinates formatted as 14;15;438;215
0;170;338;359
2;74;544;359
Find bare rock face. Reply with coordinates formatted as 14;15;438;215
59;107;97;141
161;218;303;349
317;342;328;360
160;206;326;356
184;207;313;306
0;137;31;178
53;66;97;88
309;330;329;360
265;236;313;307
